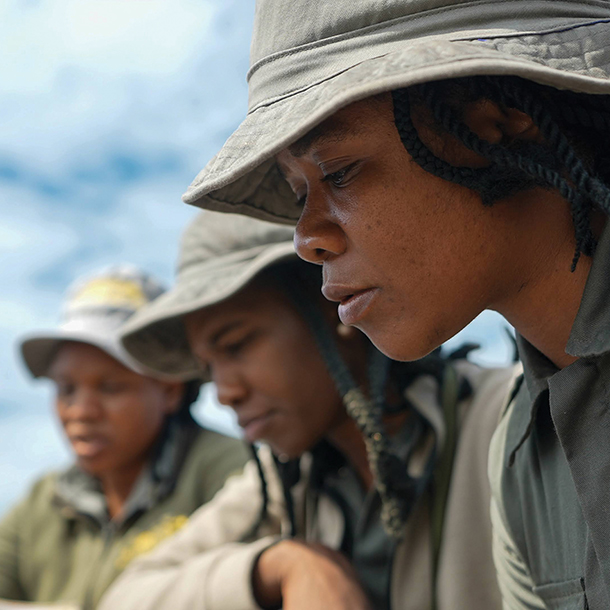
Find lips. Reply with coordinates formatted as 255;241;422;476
322;284;380;325
238;411;277;443
69;434;110;459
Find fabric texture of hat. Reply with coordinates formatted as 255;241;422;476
120;211;296;379
182;0;610;223
20;264;175;380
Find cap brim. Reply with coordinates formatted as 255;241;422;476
184;22;610;222
120;241;297;379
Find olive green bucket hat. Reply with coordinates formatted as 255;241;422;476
119;211;295;379
183;0;610;224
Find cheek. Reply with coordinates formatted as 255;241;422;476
106;396;165;451
347;172;506;359
55;402;69;427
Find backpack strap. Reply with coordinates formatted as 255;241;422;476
431;363;460;610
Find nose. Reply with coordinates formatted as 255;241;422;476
294;198;347;265
213;365;249;410
62;387;103;422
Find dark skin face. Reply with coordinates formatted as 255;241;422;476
277;94;590;366
48;342;182;493
184;281;369;461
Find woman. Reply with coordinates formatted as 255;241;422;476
0;265;249;609
101;211;519;610
180;2;610;608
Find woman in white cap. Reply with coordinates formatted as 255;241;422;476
100;212;519;610
0;265;249;609
180;2;610;608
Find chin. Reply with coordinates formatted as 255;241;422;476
76;456;111;477
358;322;445;362
267;440;306;461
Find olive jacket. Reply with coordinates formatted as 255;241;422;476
101;362;521;610
0;419;249;610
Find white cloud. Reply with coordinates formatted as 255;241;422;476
0;0;216;91
0;0;515;516
0;0;253;512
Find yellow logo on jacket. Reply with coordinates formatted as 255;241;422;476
115;514;189;569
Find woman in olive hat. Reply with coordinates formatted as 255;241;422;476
181;1;610;607
100;211;519;610
0;265;248;609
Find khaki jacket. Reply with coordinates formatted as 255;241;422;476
0;422;249;610
101;363;521;610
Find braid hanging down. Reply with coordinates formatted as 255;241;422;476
392;76;610;271
273;263;423;539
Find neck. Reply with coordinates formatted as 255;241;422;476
326;409;409;491
497;258;590;369
327;417;374;490
491;191;599;370
99;461;146;519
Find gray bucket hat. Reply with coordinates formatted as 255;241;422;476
119;211;296;379
20;264;181;380
183;0;610;223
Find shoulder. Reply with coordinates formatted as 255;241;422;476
454;361;523;429
7;470;63;512
0;469;68;535
186;426;251;469
454;360;522;404
177;425;250;504
449;362;523;493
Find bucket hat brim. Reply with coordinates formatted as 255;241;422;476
20;325;165;380
120;240;297;380
183;17;610;223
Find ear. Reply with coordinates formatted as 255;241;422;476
160;381;185;415
462;99;543;145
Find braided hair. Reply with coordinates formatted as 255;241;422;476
392;76;610;271
265;260;438;539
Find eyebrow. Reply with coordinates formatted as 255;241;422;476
287;116;365;158
209;320;246;347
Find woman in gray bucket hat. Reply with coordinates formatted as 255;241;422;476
101;211;520;610
180;2;610;608
0;265;248;609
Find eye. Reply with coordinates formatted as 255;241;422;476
218;330;257;358
322;162;357;187
223;337;249;357
56;383;75;399
99;381;128;394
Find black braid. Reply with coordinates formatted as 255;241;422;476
272;262;418;538
392;76;610;271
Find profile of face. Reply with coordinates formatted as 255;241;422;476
277;93;558;361
48;342;182;478
184;281;351;459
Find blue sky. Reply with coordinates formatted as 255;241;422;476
0;0;514;515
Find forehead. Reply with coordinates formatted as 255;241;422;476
48;341;125;376
286;95;390;158
184;282;289;338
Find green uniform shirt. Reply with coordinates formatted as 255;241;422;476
496;223;610;609
0;419;249;610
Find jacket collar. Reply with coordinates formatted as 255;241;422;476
54;416;199;528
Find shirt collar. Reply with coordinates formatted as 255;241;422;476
506;221;610;459
505;335;556;463
54;416;198;527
